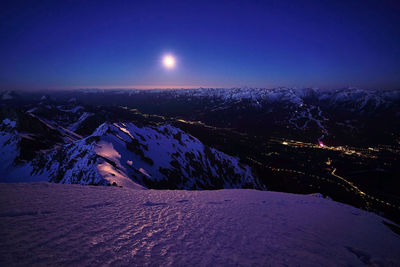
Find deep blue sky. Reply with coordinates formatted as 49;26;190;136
1;0;400;90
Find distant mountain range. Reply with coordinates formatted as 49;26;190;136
97;87;398;145
138;87;400;111
3;87;399;110
2;86;399;149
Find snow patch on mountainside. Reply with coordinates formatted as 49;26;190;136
0;119;49;182
57;105;83;113
0;119;20;176
68;111;93;132
1;91;13;100
94;140;145;189
288;105;329;140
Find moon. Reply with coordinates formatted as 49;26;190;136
163;55;176;69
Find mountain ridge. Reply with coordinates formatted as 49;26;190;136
0;114;263;190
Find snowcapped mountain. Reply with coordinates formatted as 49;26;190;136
0;108;262;190
42;122;262;189
120;87;399;110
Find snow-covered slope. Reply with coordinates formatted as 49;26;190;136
0;182;399;266
43;122;262;189
0;109;67;182
0;119;21;177
1;108;261;190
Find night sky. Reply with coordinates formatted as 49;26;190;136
1;0;400;90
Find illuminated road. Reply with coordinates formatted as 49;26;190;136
246;157;400;211
331;168;400;210
331;168;366;196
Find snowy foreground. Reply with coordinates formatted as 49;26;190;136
0;183;399;266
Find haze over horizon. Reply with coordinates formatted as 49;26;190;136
1;0;400;90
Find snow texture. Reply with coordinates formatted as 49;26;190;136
0;182;399;266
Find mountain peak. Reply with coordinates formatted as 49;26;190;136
0;113;263;190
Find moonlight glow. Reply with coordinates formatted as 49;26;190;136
163;55;176;69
